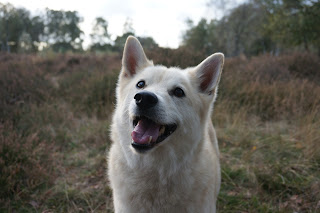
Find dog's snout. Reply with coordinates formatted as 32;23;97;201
134;91;158;109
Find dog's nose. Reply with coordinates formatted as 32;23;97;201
134;91;158;109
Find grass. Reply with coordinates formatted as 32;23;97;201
0;51;319;212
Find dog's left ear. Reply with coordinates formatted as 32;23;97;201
194;53;224;95
122;36;152;77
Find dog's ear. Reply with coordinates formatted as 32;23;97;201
122;36;151;77
194;53;224;95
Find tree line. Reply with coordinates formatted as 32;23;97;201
184;0;320;56
1;0;319;56
0;3;83;53
0;3;159;53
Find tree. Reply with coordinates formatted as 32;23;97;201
223;3;272;56
182;19;211;54
44;9;83;52
89;17;111;52
123;17;135;34
258;0;320;52
112;18;137;52
28;15;45;51
137;36;158;50
113;32;158;53
113;32;135;52
0;3;44;53
0;3;15;52
182;2;278;56
207;0;235;18
18;31;32;53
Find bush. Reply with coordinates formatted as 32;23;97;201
219;53;320;120
0;123;56;207
0;54;53;123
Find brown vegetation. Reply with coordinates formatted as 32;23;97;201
0;52;319;212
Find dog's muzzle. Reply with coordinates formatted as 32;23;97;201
131;91;177;153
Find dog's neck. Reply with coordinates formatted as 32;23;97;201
124;136;205;184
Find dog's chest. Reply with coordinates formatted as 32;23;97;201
117;167;193;205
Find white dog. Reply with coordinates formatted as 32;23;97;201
108;36;224;213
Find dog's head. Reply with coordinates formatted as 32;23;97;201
113;36;223;161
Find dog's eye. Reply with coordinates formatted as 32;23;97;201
173;87;185;98
136;80;145;89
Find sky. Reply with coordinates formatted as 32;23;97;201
6;0;242;49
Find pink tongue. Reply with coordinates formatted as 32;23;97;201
131;119;160;144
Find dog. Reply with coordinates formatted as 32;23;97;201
108;36;224;213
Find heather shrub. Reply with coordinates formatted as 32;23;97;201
288;52;320;81
219;53;320;120
0;123;56;207
85;73;118;118
0;51;319;212
0;54;53;124
146;46;205;68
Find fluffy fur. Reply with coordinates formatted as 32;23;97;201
108;36;224;213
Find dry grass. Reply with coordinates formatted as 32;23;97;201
212;53;320;212
0;52;319;212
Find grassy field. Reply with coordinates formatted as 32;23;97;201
0;51;319;212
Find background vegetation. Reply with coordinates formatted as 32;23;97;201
1;51;319;212
0;0;319;212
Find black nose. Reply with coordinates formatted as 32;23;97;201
134;91;158;109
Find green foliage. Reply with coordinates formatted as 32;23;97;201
114;33;158;53
113;32;135;52
182;18;212;54
89;17;112;53
138;36;159;50
122;17;135;35
183;3;274;56
0;3;85;53
0;3;44;53
44;9;84;52
0;4;159;54
183;0;320;56
263;0;320;51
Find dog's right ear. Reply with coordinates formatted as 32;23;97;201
121;36;152;77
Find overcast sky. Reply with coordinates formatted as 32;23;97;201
6;0;242;48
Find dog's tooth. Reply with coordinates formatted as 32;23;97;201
159;126;165;135
148;136;152;143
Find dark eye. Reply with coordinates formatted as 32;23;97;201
173;87;185;97
136;80;145;89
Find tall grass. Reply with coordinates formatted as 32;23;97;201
0;52;319;212
212;53;320;212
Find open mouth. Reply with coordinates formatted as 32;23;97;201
131;116;177;153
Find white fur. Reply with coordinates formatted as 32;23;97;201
108;36;224;213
